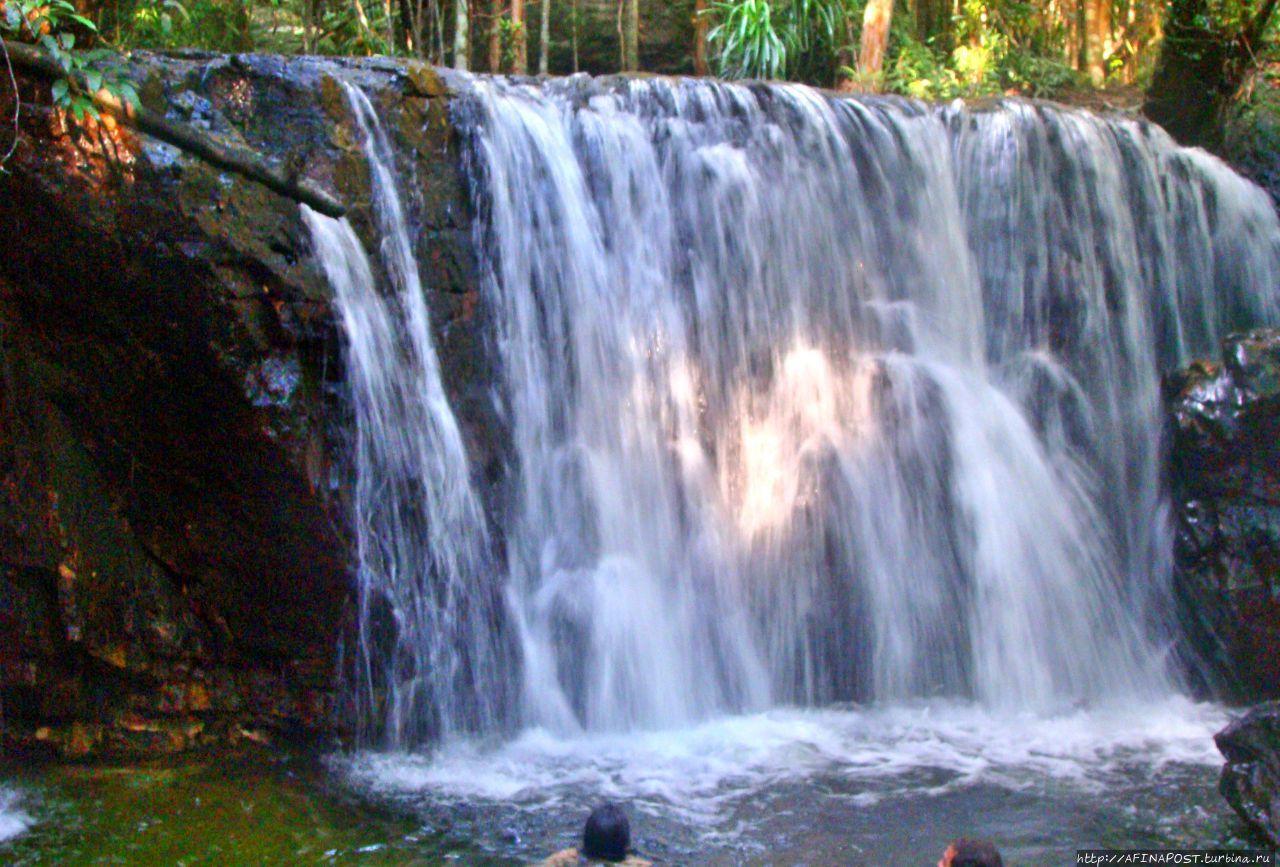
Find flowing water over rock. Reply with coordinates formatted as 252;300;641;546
460;77;1279;727
302;82;511;746
314;76;1280;860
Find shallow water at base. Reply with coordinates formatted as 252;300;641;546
0;701;1260;865
340;698;1258;865
0;754;507;865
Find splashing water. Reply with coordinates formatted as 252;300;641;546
0;786;31;844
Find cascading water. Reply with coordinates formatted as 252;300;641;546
302;82;511;746
323;74;1280;861
456;78;1280;730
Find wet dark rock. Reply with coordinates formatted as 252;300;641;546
1217;701;1280;846
0;52;485;757
1167;328;1280;701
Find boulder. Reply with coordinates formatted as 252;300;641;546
1167;328;1280;700
1217;701;1280;845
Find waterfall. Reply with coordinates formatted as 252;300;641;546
455;77;1280;732
302;83;511;746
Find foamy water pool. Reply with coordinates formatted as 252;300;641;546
0;785;32;845
339;697;1249;864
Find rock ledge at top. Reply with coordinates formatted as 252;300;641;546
0;51;485;757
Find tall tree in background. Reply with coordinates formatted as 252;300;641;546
570;0;579;71
489;0;502;70
511;0;527;71
539;0;551;73
620;0;639;70
858;0;893;87
1082;0;1111;83
693;0;709;75
455;0;469;69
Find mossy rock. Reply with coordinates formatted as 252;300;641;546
405;63;447;98
318;74;349;124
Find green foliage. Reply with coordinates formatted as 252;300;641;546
883;3;1084;101
705;0;1097;96
707;0;789;79
1;0;139;125
885;35;963;99
1223;60;1280;183
1000;52;1082;97
130;0;249;51
707;0;853;82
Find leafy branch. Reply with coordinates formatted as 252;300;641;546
1;37;347;215
2;0;138;122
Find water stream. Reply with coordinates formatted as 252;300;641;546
303;81;512;746
307;76;1280;861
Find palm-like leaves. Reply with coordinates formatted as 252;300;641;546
707;0;848;81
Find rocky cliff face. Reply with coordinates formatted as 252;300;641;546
1168;329;1280;702
0;52;485;757
2;46;1278;759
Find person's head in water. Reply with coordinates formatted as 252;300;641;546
939;838;1004;867
582;802;630;862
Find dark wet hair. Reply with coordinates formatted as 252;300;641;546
582;802;630;862
948;838;1004;867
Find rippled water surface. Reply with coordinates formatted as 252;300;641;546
0;700;1262;864
339;698;1255;865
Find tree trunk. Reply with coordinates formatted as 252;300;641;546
693;0;708;76
1057;0;1080;69
570;0;578;72
488;0;502;71
857;0;893;89
620;0;639;71
539;0;551;74
383;0;396;53
1083;0;1110;84
302;0;315;52
511;0;526;73
351;0;377;51
396;0;415;53
454;0;469;69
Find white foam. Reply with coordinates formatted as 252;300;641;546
0;786;32;844
340;697;1227;825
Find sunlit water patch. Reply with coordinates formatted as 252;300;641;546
0;785;32;844
339;698;1243;864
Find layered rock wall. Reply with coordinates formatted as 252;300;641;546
0;53;485;756
1168;329;1280;701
